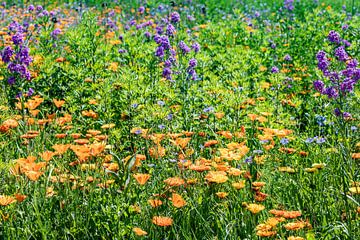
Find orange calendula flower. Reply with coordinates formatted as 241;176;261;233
39;151;55;162
349;187;360;194
189;164;211;172
163;177;185;187
52;144;70;155
232;181;246;190
214;112;225;119
148;199;163;208
132;227;147;236
0;195;17;206
204;140;218;147
256;224;273;231
246;203;265;214
101;123;115;129
2;119;19;128
265;217;286;227
46;187;56;197
55;133;67;139
14;193;27;202
133;173;150;185
256;230;277;237
172;137;191;149
278;166;296;173
284;220;311;231
252;181;266;187
53;99;65;108
24;170;43;181
269;209;302;219
216;192;228;199
171;193;186;208
81;110;98;119
152;216;173;227
288;237;305;240
205;171;228;184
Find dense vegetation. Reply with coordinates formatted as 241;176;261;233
0;1;359;239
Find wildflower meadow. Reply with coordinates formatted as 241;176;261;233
0;0;359;239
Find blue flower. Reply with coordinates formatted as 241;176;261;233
280;138;289;145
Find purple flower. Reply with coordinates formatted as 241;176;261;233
203;106;214;113
347;59;358;69
284;54;292;61
178;41;190;54
15;46;32;66
12;33;24;45
284;0;294;11
188;68;197;80
187;15;195;21
244;156;253;164
191;42;200;53
118;49;127;54
328;30;341;44
166;24;176;36
28;5;35;12
313;80;325;93
342;40;351;47
157;100;165;106
166;113;173;120
271;66;279;73
36;5;43;12
42;10;49;17
131;103;138;108
162;67;172;80
334;46;348;61
144;31;151;38
138;6;145;14
155;25;164;35
160;35;171;49
1;46;14;63
315;137;326;144
188;58;197;68
7;76;16;85
334;108;341;116
51;28;61;39
154;34;161;44
155;46;165;58
325;87;338;99
170;12;180;23
340;78;355;93
316;50;327;60
27;88;34;97
317;60;329;72
164;59;172;67
280;138;289;145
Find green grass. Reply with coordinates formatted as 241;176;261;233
0;0;359;239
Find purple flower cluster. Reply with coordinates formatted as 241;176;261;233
313;31;360;117
51;28;61;39
138;6;145;14
187;58;198;80
152;12;200;82
136;20;152;30
1;21;33;90
283;0;294;11
170;12;180;23
179;41;190;55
